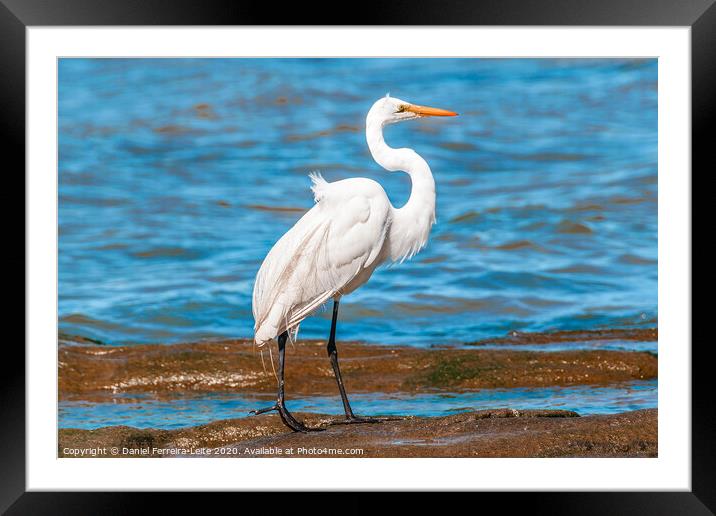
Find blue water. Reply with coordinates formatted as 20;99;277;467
59;380;657;430
471;339;658;354
59;58;657;347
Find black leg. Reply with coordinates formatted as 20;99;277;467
249;331;323;433
326;300;400;425
327;300;357;419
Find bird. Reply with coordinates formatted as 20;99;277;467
250;94;458;432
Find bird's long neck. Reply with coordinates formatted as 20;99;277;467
366;119;436;262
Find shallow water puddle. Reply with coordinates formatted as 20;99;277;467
59;380;656;430
469;340;657;354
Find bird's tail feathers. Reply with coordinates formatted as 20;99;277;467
267;345;278;382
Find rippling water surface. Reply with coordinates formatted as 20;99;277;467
59;58;657;347
59;380;657;430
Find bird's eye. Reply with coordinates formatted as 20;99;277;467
396;105;407;113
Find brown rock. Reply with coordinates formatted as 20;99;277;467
58;337;658;399
58;409;657;458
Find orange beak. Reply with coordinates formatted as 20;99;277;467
404;104;458;117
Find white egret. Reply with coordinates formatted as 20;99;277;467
251;95;458;431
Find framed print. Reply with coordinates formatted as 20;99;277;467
5;0;711;512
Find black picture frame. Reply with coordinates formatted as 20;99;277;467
3;0;709;512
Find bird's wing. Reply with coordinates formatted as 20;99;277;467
252;175;391;345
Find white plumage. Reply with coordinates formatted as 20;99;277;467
252;95;457;346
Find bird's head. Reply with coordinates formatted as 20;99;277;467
367;94;458;127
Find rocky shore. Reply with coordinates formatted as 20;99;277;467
59;408;657;458
59;329;657;399
58;328;657;458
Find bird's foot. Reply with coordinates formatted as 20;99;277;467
248;404;279;416
328;415;404;426
282;416;324;433
249;403;324;433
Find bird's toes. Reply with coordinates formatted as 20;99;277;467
248;404;279;416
